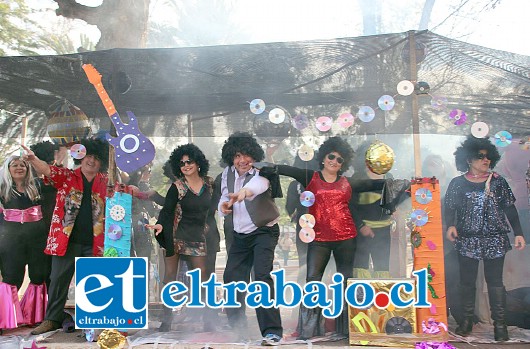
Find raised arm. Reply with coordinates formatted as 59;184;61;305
21;144;51;177
276;165;314;187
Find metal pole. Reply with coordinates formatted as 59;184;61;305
408;31;422;177
187;114;193;143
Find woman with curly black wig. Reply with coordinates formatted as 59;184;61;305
149;143;216;332
251;136;386;340
445;135;525;341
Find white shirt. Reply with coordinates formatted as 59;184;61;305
218;166;278;234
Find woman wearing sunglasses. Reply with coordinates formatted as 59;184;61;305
445;135;525;341
252;136;387;339
147;143;217;332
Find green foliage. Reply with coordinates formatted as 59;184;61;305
0;0;42;55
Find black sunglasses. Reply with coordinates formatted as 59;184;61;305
179;159;195;167
474;153;491;160
327;154;344;164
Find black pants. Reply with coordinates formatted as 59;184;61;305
458;254;505;289
223;225;282;337
353;226;391;271
0;220;50;289
45;242;93;322
304;238;357;336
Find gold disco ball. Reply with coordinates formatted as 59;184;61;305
47;100;91;145
365;141;395;175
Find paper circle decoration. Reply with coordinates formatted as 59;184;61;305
397;80;414;96
471;122;489;138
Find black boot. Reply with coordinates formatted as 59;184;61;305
158;307;173;332
455;285;475;336
489;286;509;341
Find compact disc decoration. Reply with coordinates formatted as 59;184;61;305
109;204;126;221
410;209;429;227
299;214;316;229
300;190;316;207
471;122;489;138
249;99;266;114
415;81;430;94
107;223;123;240
385;316;413;334
337;113;354;128
292;114;309;130
494;131;512;147
397;80;414;96
357;106;375;122
299;227;316;243
448;109;467;126
315;116;332;132
415;188;433;205
378;95;395;111
269;107;286;124
431;96;448;111
298;144;315;161
69;143;87;159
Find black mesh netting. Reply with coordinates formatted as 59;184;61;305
0;30;528;140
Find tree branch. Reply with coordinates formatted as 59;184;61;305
53;0;101;25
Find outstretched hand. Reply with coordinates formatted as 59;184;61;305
20;144;35;161
145;223;163;236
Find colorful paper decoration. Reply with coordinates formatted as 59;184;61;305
104;192;132;257
348;279;417;347
412;179;447;331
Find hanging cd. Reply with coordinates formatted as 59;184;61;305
292;114;309;130
300;190;315;207
69;143;87;159
315;116;332;132
107;223;123;240
415;81;430;94
357;106;375;122
298;144;315;161
269;108;286;124
299;214;316;229
471;122;489;138
337;113;354;128
495;131;512;147
415;188;433;205
410;209;429;226
378;95;395;111
385;316;413;334
397;80;414;96
431;96;448;111
448;109;467;125
249;99;266;114
299;227;316;243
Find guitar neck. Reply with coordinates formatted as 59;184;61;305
92;81;117;117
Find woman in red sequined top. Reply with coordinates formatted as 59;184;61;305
271;137;386;339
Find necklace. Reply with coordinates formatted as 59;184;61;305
466;171;490;179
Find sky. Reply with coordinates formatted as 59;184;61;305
29;0;530;56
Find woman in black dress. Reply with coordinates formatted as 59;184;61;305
148;144;216;332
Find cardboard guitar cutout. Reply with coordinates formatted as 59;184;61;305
82;64;155;173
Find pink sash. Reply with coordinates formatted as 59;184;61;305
3;206;43;223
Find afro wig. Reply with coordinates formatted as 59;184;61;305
454;135;501;172
221;132;264;166
30;141;58;165
169;143;209;179
316;136;354;173
73;138;110;172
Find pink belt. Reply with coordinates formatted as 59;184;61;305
3;206;43;223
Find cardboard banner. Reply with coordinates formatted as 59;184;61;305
411;178;447;329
